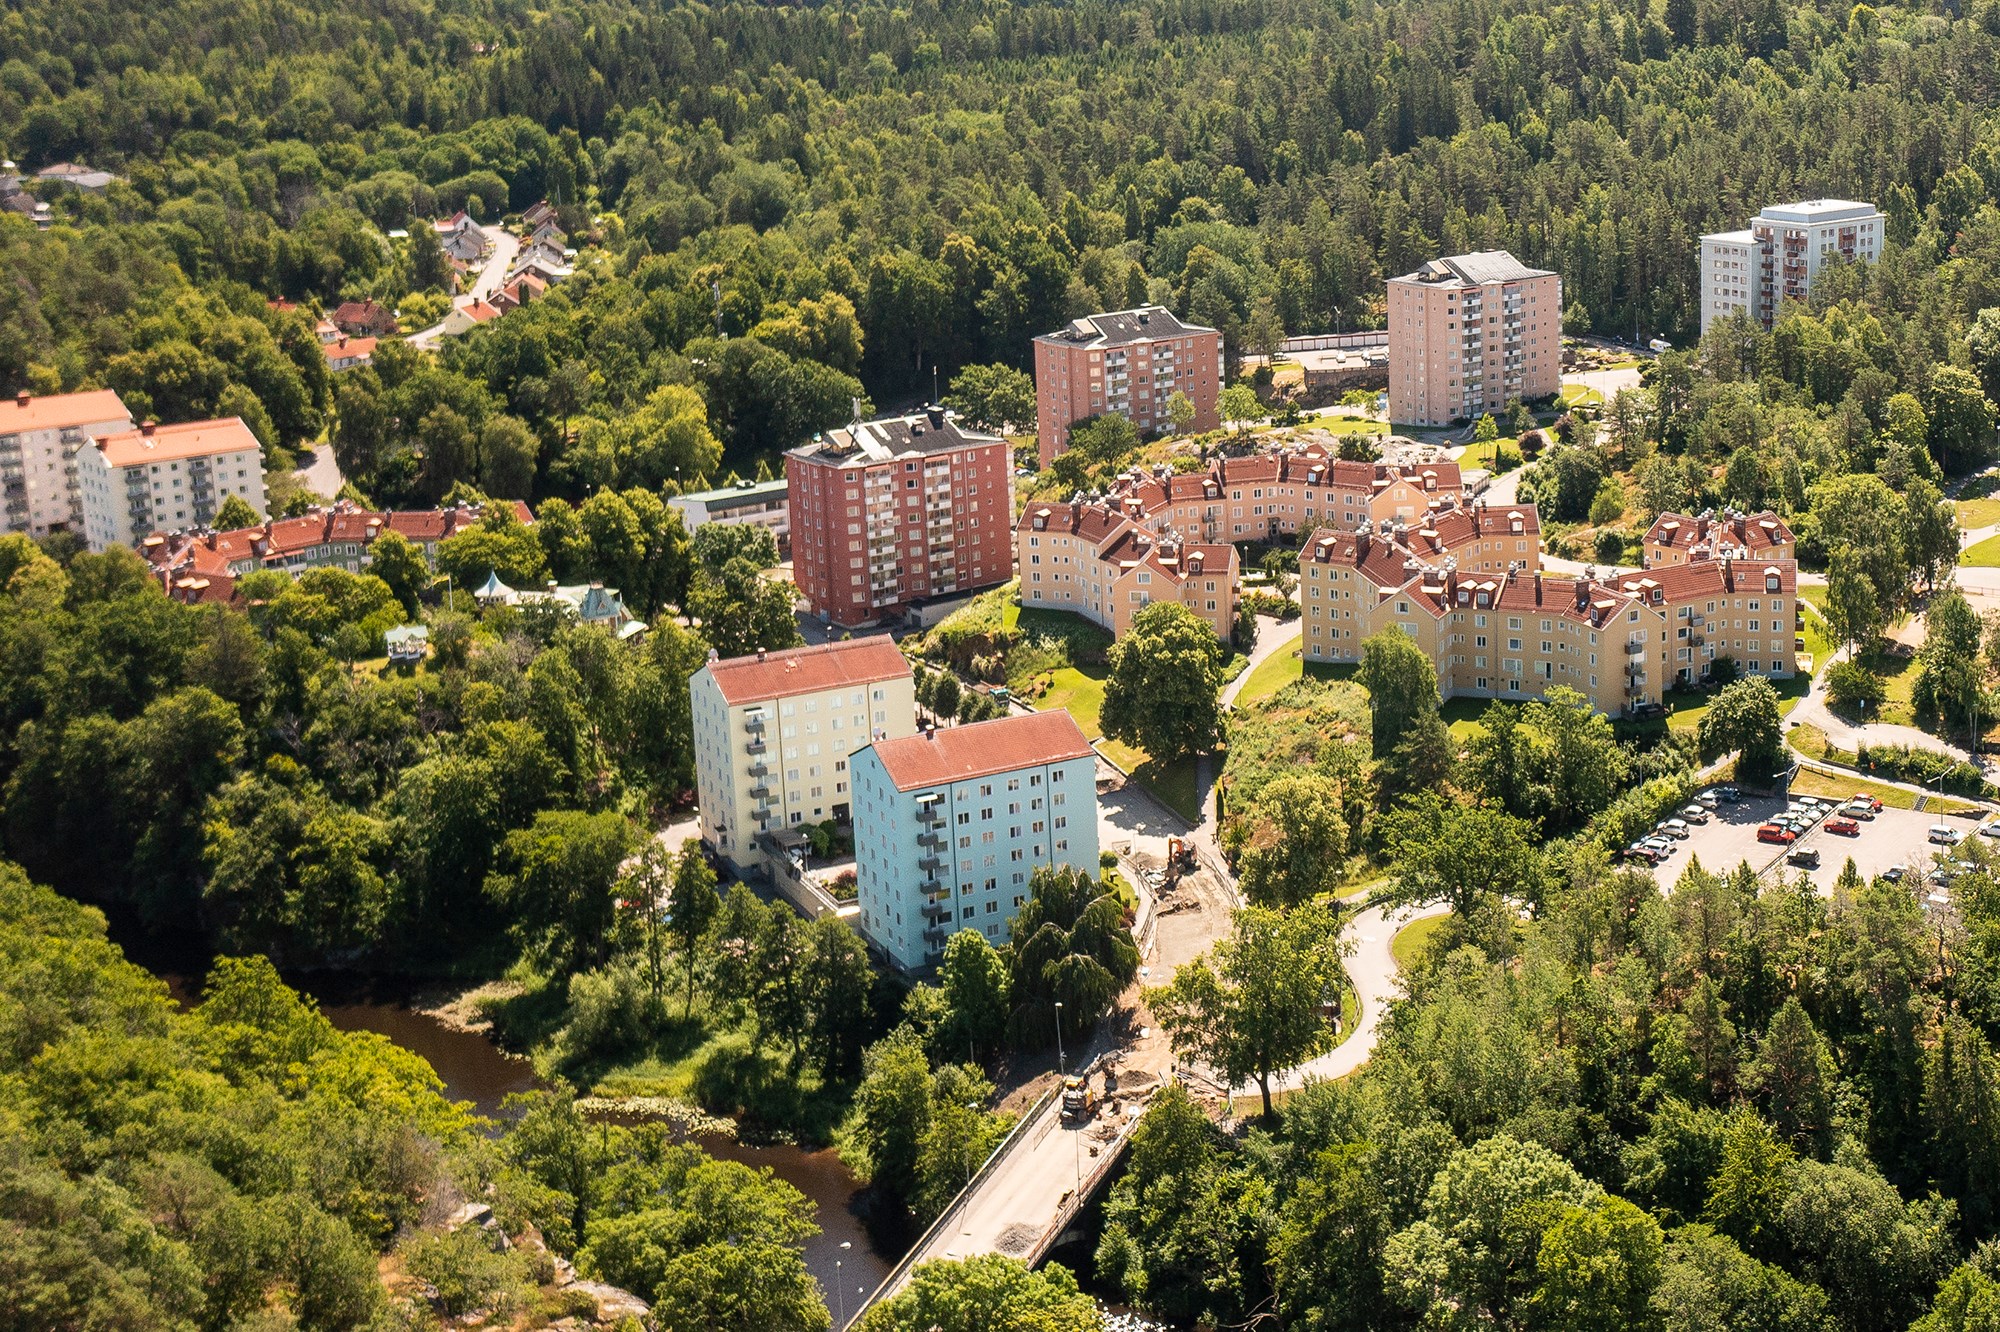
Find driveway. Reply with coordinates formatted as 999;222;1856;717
408;230;522;348
293;443;344;502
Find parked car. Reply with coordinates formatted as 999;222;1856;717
1930;868;1956;887
1658;819;1691;839
1757;824;1796;844
1850;793;1884;813
1882;864;1907;883
1825;817;1860;835
1697;791;1721;810
1979;821;2000;839
1681;805;1711;824
1840;800;1878;821
1796;795;1825;810
1624;843;1662;865
1931;825;1965;846
1642;835;1677;858
1787;847;1821;868
1716;786;1743;802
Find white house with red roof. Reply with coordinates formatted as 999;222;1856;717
851;710;1099;970
689;638;918;879
77;418;265;551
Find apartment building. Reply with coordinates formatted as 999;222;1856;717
1641;509;1795;569
1300;521;1796;716
669;477;790;556
786;407;1011;628
1106;452;1464;545
77;418;266;551
139;500;535;602
851;710;1099;970
1387;251;1562;427
0;389;135;537
690;638;918;878
1700;199;1883;333
1017;498;1240;641
1033;306;1223;466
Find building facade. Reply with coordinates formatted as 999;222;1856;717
1105;452;1465;545
690;638;917;879
852;711;1099;970
786;407;1012;628
1641;510;1795;568
1699;200;1883;333
1033;307;1223;466
1387;251;1562;427
0;389;135;537
669;477;791;556
1017;499;1240;641
78;418;266;551
1299;518;1797;715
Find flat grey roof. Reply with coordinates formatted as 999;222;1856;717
1036;306;1217;348
1396;250;1556;286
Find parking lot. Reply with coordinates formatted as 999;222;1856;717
1641;787;1993;896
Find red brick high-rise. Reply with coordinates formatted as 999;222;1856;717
786;406;1012;628
1033;306;1222;467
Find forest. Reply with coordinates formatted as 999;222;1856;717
9;0;2000;493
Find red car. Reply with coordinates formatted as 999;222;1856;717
1849;793;1884;813
1757;823;1797;844
1826;817;1860;836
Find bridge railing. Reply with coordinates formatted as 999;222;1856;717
1025;1086;1155;1267
851;1085;1057;1320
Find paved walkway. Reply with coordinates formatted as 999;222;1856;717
1788;638;1990;774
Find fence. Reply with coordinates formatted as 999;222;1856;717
1279;331;1389;353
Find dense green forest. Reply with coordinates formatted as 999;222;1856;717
11;0;2000;491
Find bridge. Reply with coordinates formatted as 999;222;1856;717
852;1058;1153;1320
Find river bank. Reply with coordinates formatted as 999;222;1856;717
96;902;895;1307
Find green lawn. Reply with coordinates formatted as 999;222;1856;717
1964;532;2000;567
1392;915;1447;971
1232;650;1357;709
1442;696;1492;741
1559;384;1607;408
1320;417;1389;435
1957;497;2000;531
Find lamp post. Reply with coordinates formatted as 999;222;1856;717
1053;1001;1064;1078
834;1240;850;1329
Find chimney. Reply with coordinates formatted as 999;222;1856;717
13;390;26;408
1356;530;1371;559
927;404;946;429
756;647;767;662
140;420;156;436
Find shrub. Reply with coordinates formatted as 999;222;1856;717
1588;478;1627;525
1827;660;1887;711
554;962;654;1069
1854;742;1993;796
1593;528;1628;565
1240;589;1299;622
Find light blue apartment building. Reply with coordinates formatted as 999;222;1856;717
851;710;1100;970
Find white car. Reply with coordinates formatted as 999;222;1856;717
1681;805;1711;824
1658;819;1691;839
1978;822;2000;839
1931;825;1965;846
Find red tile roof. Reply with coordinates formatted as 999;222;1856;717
869;711;1093;789
1019;500;1131;547
140;501;535;581
461;300;501;324
1643;510;1794;555
323;336;376;363
0;389;131;436
705;637;911;708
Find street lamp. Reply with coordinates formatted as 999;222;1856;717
835;1241;850;1329
1053;1002;1065;1077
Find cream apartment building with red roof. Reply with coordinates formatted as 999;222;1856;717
1300;514;1797;716
851;710;1098;970
690;638;918;878
1017;497;1240;642
78;417;265;551
1105;453;1464;545
0;388;135;537
1641;509;1795;569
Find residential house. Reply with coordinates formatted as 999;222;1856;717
1016;498;1240;642
323;336;376;372
332;300;398;338
438;297;502;337
473;574;645;637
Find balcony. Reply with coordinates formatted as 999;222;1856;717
925;925;948;946
1625;639;1646;656
746;760;769;779
745;737;767;756
922;900;951;922
917;830;945;851
1690;634;1706;648
749;782;771;800
919;855;945;875
744;713;767;732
